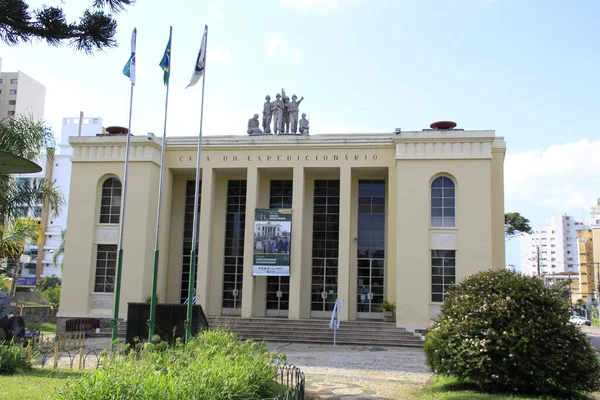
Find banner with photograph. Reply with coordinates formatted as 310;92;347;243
253;208;292;276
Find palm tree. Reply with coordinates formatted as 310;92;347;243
0;217;39;262
0;115;64;226
53;229;66;269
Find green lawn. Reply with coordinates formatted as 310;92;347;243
422;375;598;400
0;369;84;400
26;322;56;333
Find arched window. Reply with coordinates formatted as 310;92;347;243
431;176;455;227
99;178;122;224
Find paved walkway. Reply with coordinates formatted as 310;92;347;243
267;342;431;399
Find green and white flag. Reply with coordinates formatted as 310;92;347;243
159;27;172;86
122;28;136;85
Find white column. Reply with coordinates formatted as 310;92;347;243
196;167;214;310
241;167;259;318
337;167;352;320
289;166;306;319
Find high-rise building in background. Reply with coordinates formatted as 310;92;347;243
520;215;587;276
0;58;45;120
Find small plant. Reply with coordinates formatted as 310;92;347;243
379;300;396;312
0;342;32;375
424;269;600;395
54;330;285;400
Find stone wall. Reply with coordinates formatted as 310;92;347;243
21;306;54;324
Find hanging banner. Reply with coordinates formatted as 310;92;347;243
253;208;292;276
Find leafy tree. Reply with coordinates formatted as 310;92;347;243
42;285;60;311
0;115;64;227
37;274;60;291
0;0;135;53
424;269;600;394
504;212;532;240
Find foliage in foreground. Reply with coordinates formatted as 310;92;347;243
54;330;285;400
0;342;31;375
422;375;596;400
424;269;600;395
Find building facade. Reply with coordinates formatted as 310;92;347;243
0;66;45;120
41;116;106;277
577;229;595;302
58;128;506;332
520;215;586;276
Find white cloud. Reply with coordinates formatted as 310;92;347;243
207;45;232;64
280;0;364;12
505;139;600;212
266;34;302;63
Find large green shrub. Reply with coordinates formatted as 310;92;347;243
54;330;284;400
424;269;600;394
0;342;31;374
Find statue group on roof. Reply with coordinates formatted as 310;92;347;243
248;89;309;135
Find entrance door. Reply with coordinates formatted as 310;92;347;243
356;258;384;319
266;276;289;317
310;258;338;318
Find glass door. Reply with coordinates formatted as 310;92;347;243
356;259;385;319
266;276;289;317
310;258;338;318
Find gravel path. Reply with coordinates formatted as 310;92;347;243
35;336;432;399
267;342;432;399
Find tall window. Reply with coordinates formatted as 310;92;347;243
99;178;122;224
222;180;247;310
431;250;455;302
95;245;117;292
180;180;201;303
431;176;455;227
311;180;340;312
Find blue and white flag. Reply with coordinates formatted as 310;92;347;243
186;26;207;89
123;28;137;85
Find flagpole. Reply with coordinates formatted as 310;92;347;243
112;80;134;348
186;25;208;343
148;27;172;342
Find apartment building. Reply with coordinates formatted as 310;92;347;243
520;215;587;276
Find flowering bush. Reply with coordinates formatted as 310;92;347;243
424;269;600;394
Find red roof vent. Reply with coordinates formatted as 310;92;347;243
106;126;129;134
430;121;457;130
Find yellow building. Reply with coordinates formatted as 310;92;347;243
57;126;506;333
578;229;595;302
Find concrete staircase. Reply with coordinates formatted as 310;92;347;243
206;316;424;347
89;324;127;338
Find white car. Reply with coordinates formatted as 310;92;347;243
569;316;592;326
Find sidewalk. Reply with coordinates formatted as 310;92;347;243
267;342;431;399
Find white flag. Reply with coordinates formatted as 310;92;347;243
123;28;136;85
186;26;207;89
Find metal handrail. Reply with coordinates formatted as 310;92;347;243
329;298;343;345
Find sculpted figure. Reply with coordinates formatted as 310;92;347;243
247;114;263;135
271;94;284;134
262;95;272;133
299;113;309;135
282;96;291;133
288;94;304;133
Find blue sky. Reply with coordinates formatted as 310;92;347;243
2;0;600;269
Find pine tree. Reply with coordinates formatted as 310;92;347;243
0;0;134;53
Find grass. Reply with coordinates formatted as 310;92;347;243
422;375;598;400
26;322;56;333
0;369;84;400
